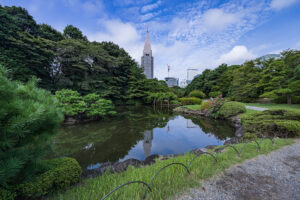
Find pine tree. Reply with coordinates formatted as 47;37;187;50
0;67;63;188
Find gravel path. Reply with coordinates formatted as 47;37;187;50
177;140;300;200
245;105;268;111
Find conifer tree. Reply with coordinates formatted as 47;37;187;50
0;67;63;188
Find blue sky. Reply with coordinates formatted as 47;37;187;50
2;0;300;83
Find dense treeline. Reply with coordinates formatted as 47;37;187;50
0;5;172;105
186;51;300;103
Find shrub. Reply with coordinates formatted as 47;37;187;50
188;90;205;99
200;101;212;110
0;188;16;200
202;95;225;118
209;91;222;98
17;157;82;199
241;109;300;137
0;67;63;189
218;102;246;118
179;97;202;105
55;90;116;119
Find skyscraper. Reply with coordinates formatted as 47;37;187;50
141;27;154;79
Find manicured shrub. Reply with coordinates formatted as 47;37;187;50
200;101;212;110
209;91;222;98
179;97;202;105
0;188;16;200
55;90;116;119
188;90;205;99
241;109;300;137
218;102;246;118
17;157;82;199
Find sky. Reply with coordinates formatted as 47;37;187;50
2;0;300;83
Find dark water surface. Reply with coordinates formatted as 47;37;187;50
50;106;235;170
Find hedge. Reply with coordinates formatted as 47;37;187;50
0;188;16;200
218;102;246;118
179;97;202;105
241;109;300;137
17;157;82;199
188;90;205;99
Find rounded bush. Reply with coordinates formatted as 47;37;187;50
179;97;202;105
17;157;82;199
188;90;205;99
200;101;212;110
218;102;246;118
209;91;222;98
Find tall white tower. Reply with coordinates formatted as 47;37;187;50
141;27;154;79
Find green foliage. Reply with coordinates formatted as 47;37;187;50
17;157;81;199
170;86;185;98
0;188;16;200
63;25;87;40
189;90;205;99
179;97;202;105
241;109;300;137
200;101;212;111
202;95;225;118
55;89;115;119
0;67;63;189
209;91;222;98
218;102;246;118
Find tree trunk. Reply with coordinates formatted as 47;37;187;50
287;93;292;104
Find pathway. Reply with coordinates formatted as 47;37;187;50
245;105;268;111
177;140;300;200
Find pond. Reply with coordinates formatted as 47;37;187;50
50;106;235;170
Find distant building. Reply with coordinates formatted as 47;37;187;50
141;27;154;79
165;77;179;87
186;68;198;85
143;130;153;157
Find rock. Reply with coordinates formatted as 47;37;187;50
190;148;205;155
112;159;142;173
143;154;159;165
205;145;218;150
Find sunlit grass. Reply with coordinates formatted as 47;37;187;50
47;139;294;200
182;104;202;110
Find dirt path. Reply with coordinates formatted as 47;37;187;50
177;140;300;200
245;105;268;111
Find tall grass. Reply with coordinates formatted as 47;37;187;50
47;139;294;200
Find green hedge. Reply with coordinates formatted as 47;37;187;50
241;109;300;137
17;157;81;199
200;101;212;110
179;97;202;105
218;102;246;118
188;90;205;99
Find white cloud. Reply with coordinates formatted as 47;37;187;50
141;0;161;13
217;46;256;65
270;0;298;10
202;9;238;31
87;19;143;62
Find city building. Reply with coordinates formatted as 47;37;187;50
143;130;153;157
165;77;179;87
186;68;199;85
141;27;154;79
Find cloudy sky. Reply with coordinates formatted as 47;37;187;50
2;0;300;82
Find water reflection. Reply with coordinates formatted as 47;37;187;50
49;106;235;170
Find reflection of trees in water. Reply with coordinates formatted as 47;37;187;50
189;117;235;140
50;106;175;169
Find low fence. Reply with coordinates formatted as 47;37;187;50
101;136;278;200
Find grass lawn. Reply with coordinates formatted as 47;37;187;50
182;104;202;110
47;139;293;200
243;103;300;111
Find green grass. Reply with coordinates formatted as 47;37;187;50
243;103;300;111
47;139;294;200
182;104;202;110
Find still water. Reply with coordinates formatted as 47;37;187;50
50;106;235;170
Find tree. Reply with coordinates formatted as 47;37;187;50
63;25;87;41
0;67;63;188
